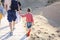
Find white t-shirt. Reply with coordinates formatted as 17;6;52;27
4;0;11;10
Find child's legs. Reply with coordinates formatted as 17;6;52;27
27;28;31;36
26;22;32;36
27;22;32;30
27;28;31;34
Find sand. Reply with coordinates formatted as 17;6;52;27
41;2;60;26
0;1;60;40
28;15;60;40
0;12;60;40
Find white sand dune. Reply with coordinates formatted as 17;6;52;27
28;15;60;40
0;14;60;40
41;2;60;26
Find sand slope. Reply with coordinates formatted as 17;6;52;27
41;2;60;26
24;15;59;40
0;14;60;40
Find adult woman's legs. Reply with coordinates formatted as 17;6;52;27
9;22;13;32
9;22;13;36
13;21;15;30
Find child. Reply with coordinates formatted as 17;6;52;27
20;8;34;37
0;1;4;25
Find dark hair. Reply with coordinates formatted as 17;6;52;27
18;2;21;6
27;8;31;12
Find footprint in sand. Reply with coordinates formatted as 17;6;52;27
35;37;40;40
31;34;40;40
58;35;60;37
51;33;56;37
47;38;57;40
31;35;40;40
37;25;40;26
39;37;46;40
29;37;35;40
35;22;38;23
30;34;37;40
32;27;35;31
56;30;60;33
40;28;44;29
48;35;54;39
44;32;48;34
37;30;41;34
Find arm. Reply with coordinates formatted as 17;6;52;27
4;4;7;11
20;14;26;17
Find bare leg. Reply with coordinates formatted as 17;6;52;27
9;22;13;36
4;4;8;11
9;22;13;32
13;21;15;30
27;28;31;37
